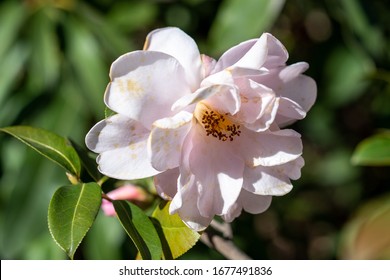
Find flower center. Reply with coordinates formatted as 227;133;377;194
194;102;241;141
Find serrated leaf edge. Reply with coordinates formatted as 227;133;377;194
48;183;101;259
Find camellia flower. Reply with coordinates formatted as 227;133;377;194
86;27;316;231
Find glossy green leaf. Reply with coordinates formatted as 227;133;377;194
152;201;200;259
69;139;101;182
208;0;285;55
48;183;102;259
83;213;126;260
113;200;162;260
0;126;81;177
352;132;390;166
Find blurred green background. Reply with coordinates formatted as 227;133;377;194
0;0;389;260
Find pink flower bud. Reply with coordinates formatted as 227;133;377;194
101;185;147;216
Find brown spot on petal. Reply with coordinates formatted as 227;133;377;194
116;79;144;98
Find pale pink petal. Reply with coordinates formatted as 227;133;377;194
172;84;236;111
143;27;202;90
221;201;242;223
244;167;293;195
238;128;302;167
106;185;144;200
243;157;304;195
187;125;245;216
231;33;268;70
96;149;160;180
271;63;316;111
240;190;272;214
212;39;257;73
244;97;279;132
101;200;116;216
277;75;317;115
273;74;316;127
213;33;288;74
201;67;234;87
252;62;317;126
222;190;272;222
154;168;180;200
279;62;309;81
229;66;267;77
234;78;279;131
157;126;194;207
105;51;192;129
275;97;307;124
86;114;146;153
175;122;194;180
203;85;240;115
85;114;160;179
261;33;289;68
254;62;309;89
148;111;192;171
201;54;217;78
170;173;212;231
286;156;305;180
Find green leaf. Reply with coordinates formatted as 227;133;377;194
69;139;101;182
83;213;126;260
151;201;200;259
351;131;390;166
208;0;285;55
0;126;81;177
104;106;116;119
113;200;162;260
48;183;102;259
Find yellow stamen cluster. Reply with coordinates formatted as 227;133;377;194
195;103;241;141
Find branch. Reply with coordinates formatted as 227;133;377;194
200;220;251;260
